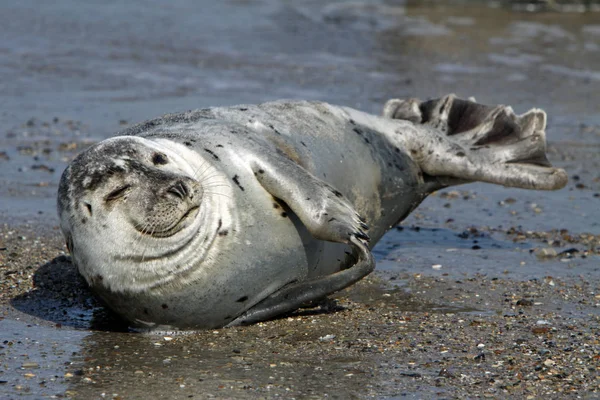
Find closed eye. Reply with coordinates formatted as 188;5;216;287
105;185;131;201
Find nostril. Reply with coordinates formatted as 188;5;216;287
167;181;188;200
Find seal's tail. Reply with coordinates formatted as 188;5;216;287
383;94;568;190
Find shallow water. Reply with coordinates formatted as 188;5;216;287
1;0;599;398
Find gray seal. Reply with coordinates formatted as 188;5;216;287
57;94;567;330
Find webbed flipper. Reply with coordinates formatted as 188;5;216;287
226;154;374;326
384;94;568;190
227;236;373;326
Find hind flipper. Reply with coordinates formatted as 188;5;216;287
384;94;568;190
226;236;374;326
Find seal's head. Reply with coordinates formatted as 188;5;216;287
58;136;225;294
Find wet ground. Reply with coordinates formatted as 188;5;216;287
1;0;599;398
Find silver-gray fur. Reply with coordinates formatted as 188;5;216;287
57;95;567;330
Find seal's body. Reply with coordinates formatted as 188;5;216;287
58;96;567;329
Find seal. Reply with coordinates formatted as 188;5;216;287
57;94;567;330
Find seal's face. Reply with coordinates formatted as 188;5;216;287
58;136;217;293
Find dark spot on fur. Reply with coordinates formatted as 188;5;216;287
281;212;288;218
300;141;307;147
161;304;168;309
236;296;248;303
353;128;362;135
333;190;343;198
363;137;370;144
258;169;265;174
349;119;356;125
143;308;149;315
268;124;282;134
184;141;192;147
81;218;87;224
152;153;168;165
410;149;417;155
239;108;248;111
273;203;280;209
216;144;224;148
428;150;433;155
84;203;92;216
218;230;229;236
456;151;465;157
224;316;232;320
232;175;244;191
217;219;222;230
204;148;219;160
328;217;336;222
395;147;400;152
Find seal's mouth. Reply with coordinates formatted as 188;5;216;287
136;206;200;238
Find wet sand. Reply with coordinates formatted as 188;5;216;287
1;222;599;398
1;1;599;398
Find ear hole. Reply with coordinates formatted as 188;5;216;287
84;202;92;216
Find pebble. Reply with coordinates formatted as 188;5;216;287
535;248;557;258
516;298;534;306
319;334;336;341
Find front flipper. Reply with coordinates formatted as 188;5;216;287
227;236;373;326
249;155;370;244
384;94;568;190
226;154;374;326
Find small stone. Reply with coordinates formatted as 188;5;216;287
439;368;455;378
21;362;39;369
516;298;534;307
543;359;556;367
535;248;557;258
319;334;336;341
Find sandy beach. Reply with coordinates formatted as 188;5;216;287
1;1;599;398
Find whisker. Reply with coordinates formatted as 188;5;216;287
202;191;233;200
